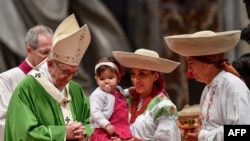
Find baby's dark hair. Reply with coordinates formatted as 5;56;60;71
95;57;124;77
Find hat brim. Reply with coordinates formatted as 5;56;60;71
112;51;180;73
164;30;241;56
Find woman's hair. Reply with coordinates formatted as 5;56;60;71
191;53;242;79
95;57;125;77
154;71;167;95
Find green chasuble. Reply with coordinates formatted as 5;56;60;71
4;75;93;141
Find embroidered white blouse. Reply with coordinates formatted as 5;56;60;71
130;93;181;141
199;70;250;141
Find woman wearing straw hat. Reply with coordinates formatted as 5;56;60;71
112;48;182;141
165;30;250;141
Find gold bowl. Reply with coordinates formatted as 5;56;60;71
177;104;201;130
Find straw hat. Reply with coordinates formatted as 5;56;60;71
51;14;91;66
164;30;241;56
112;48;180;73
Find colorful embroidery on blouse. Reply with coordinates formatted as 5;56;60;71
147;93;177;120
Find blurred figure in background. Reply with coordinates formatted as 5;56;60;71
232;24;250;88
232;53;250;88
0;24;53;140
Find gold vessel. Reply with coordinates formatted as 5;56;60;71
177;104;201;130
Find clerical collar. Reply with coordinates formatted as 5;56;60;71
18;58;33;74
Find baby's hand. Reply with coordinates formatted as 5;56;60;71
105;124;115;135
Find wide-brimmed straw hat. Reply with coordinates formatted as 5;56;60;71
164;30;241;56
51;14;91;66
112;48;180;73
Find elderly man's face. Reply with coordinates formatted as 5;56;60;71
48;60;78;89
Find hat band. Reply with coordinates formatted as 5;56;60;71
95;62;119;74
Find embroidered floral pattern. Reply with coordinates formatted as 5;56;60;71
147;93;177;120
200;83;217;123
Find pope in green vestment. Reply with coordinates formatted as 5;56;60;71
4;14;93;141
4;73;93;141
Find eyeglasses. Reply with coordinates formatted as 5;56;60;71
53;61;78;76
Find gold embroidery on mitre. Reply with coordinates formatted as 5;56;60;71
53;31;86;65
